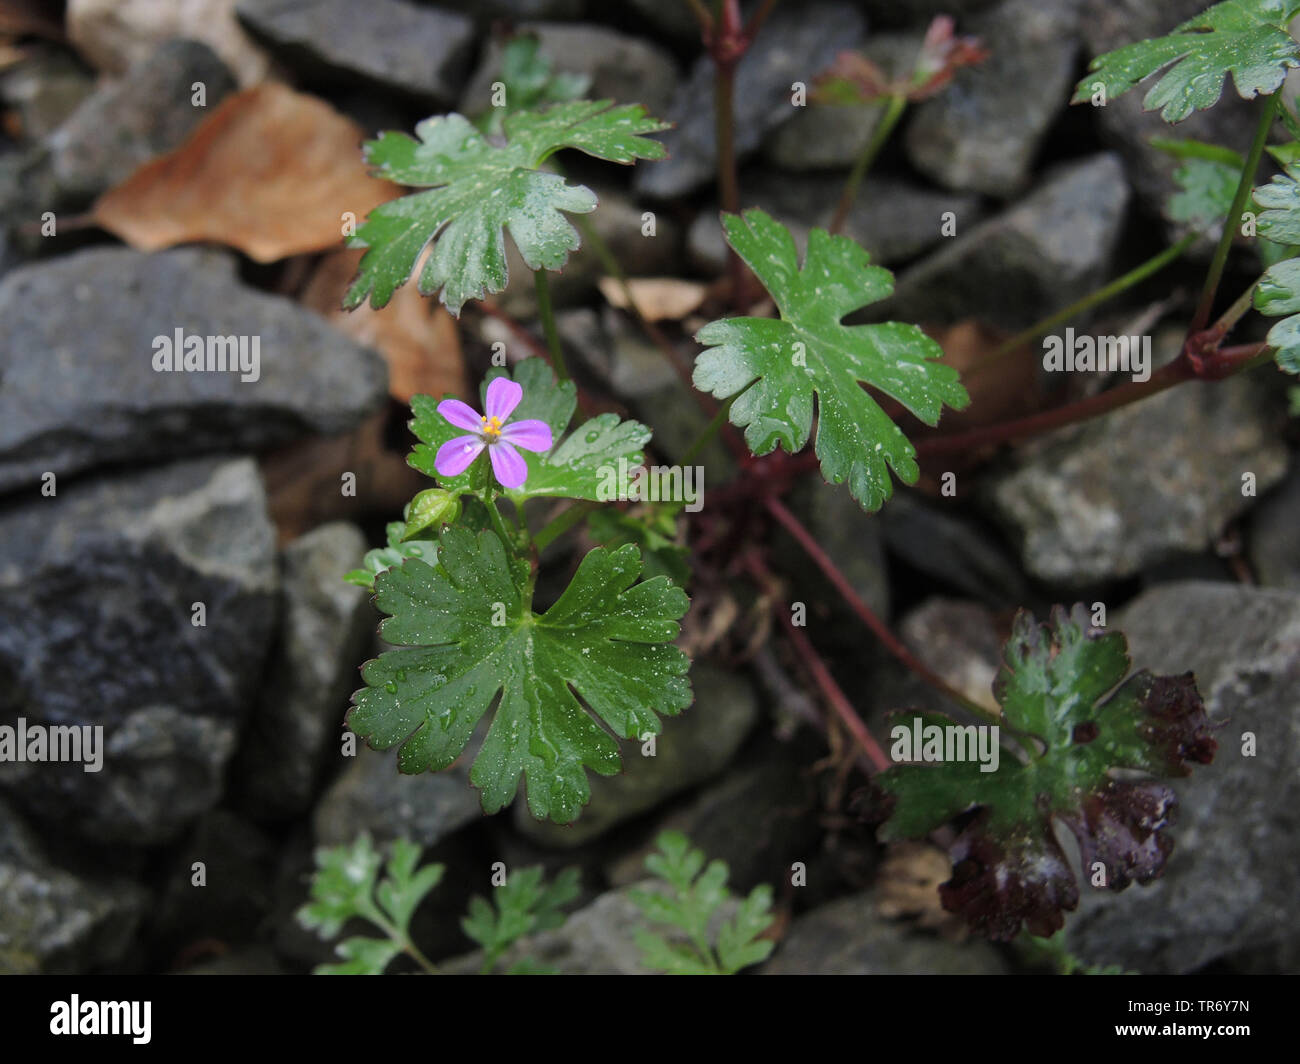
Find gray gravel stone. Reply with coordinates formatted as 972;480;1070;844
878;153;1130;330
234;523;375;820
986;369;1288;586
0;247;388;493
0;798;147;973
236;0;475;107
0;458;278;845
1249;464;1300;591
763;890;1009;973
905;0;1082;197
47;39;236;203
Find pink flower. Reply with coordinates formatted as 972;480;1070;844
433;377;553;489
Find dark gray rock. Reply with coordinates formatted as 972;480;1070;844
1249;464;1300;591
514;663;759;848
0;247;388;493
0;798;147;973
905;0;1082;196
878;153;1130;330
312;744;483;849
558;307;681;400
763;891;1009;973
1080;0;1260;233
437;0;583;19
460;22;680;118
1063;582;1300;973
634;2;865;199
151;809;276;951
899;597;1004;711
689;171;981;272
236;0;475;107
0;457;279;845
0;48;96;141
234;523;374;820
47;40;237;203
986;367;1288;585
625;0;700;42
880;492;1031;607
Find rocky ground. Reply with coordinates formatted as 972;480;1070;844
0;0;1296;975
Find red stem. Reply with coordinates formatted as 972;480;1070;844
747;553;891;773
765;496;989;717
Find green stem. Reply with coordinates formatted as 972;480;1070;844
1192;92;1278;332
828;94;907;236
974;232;1198;371
533;500;597;553
533;269;568;381
682;395;737;465
486;492;518;551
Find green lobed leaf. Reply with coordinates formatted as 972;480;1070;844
693;209;969;513
585;507;692;586
409;357;652;504
345;101;668;315
316;936;404;976
348;527;692;823
1071;0;1300;123
1253;253;1300;372
877;604;1216;941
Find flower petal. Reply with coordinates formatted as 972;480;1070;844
434;435;484;478
484;376;523;421
498;418;553;453
489;439;528;489
438;399;485;433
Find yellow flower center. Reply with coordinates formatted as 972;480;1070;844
480;415;503;439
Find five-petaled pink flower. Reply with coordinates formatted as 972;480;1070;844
434;377;552;489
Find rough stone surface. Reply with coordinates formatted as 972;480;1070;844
688;171;981;272
877;153;1130;330
0;48;96;140
514;663;760;848
634;2;865;199
853;0;1001;24
312;744;483;849
438;0;583;20
233;523;374;820
237;0;475;106
986;371;1288;586
1063;582;1300;973
0;798;148;973
0;457;279;845
47;40;237;203
905;0;1082;197
763;891;1009;973
66;0;272;86
880;492;1031;607
0;247;388;493
459;22;680;119
1249;465;1300;592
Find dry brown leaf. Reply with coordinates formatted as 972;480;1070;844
875;841;967;941
597;276;708;322
92;82;399;262
301;249;466;404
926;319;1042;432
